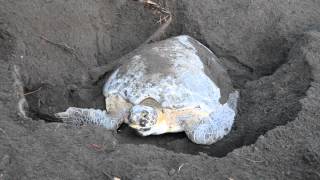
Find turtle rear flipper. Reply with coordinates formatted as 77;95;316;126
185;103;236;145
55;107;122;130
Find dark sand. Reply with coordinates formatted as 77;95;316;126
0;1;319;179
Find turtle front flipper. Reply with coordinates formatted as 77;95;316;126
185;91;239;145
55;107;123;130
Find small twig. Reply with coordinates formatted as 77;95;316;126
133;0;172;44
234;152;264;163
177;163;185;173
156;15;170;24
144;11;172;44
142;0;171;15
40;35;76;55
24;87;42;96
243;157;264;163
40;35;87;66
102;171;112;179
12;65;29;119
102;171;115;180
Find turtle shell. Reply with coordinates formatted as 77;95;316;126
103;35;234;113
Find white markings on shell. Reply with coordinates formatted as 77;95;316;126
104;35;232;115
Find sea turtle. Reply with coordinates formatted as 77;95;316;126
55;35;239;145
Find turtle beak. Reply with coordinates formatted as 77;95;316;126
54;112;69;119
129;124;151;135
135;128;152;136
129;124;140;129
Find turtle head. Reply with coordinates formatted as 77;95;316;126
128;105;158;136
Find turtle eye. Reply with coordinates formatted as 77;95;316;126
142;110;148;118
139;119;147;127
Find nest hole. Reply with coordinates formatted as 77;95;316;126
25;54;311;157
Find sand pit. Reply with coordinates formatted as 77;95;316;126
0;0;320;179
